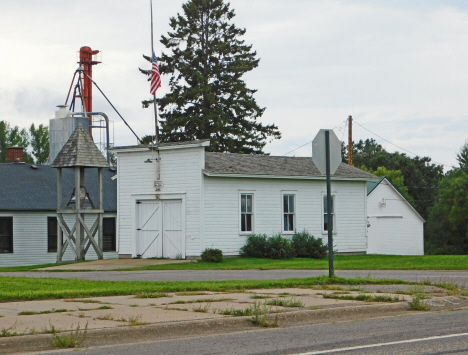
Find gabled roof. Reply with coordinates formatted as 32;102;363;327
0;163;117;211
51;124;109;168
204;153;377;180
367;176;385;195
367;176;424;222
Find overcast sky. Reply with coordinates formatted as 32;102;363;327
1;0;468;170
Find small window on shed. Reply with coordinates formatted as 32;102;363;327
0;217;13;253
240;194;254;233
103;218;116;252
48;217;63;253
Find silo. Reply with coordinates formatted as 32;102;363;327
49;105;89;163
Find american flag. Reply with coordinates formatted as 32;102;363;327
150;51;161;95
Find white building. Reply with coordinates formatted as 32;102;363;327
0;151;117;267
367;177;425;255
112;131;377;259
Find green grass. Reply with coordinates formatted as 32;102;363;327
0;275;414;303
2;255;468;272
114;255;468;271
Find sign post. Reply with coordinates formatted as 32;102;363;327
325;130;334;277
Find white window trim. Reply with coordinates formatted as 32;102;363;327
281;192;296;234
321;192;337;235
239;191;255;235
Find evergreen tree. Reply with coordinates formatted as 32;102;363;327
140;0;281;153
457;139;468;172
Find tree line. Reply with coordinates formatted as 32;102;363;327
0;121;49;164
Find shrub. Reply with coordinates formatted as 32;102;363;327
267;234;296;259
291;231;328;259
240;234;269;258
201;248;223;263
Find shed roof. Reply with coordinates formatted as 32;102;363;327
0;163;117;211
204;152;377;179
51;124;109;168
367;176;386;195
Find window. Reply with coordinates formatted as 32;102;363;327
48;217;60;252
323;195;336;232
0;217;13;253
103;218;116;252
240;194;253;232
283;194;295;232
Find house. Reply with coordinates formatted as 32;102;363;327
111;131;377;259
0;147;118;267
366;177;424;255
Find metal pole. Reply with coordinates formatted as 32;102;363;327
150;0;159;144
325;131;334;278
348;115;353;166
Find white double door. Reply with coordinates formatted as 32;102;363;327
136;200;184;259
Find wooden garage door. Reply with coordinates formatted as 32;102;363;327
136;200;184;258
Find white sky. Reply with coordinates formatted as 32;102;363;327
1;0;468;170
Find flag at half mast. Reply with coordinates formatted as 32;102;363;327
150;51;161;95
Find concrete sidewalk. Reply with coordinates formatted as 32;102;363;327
38;258;193;271
0;285;466;354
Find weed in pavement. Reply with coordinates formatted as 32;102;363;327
409;294;430;311
51;323;87;348
42;322;60;334
135;292;172;299
95;313;114;321
265;297;304;307
0;322;18;337
193;303;211;313
251;301;279;328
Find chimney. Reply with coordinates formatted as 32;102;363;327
6;147;24;163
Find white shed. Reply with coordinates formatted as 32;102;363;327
366;177;424;255
112;135;377;259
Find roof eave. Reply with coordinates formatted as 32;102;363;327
203;171;372;181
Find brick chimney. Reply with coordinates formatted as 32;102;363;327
6;147;24;163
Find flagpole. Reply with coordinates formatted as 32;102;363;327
150;0;159;144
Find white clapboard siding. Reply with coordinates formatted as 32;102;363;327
116;147;203;257
367;179;424;255
203;177;368;255
0;211;117;267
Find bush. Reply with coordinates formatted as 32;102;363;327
240;234;269;258
201;248;223;263
291;231;328;259
267;234;296;259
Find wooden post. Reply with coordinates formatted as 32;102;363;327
75;167;82;260
98;167;103;258
56;168;63;262
348;115;353;166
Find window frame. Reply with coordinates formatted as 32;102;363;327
322;193;337;234
47;216;60;253
282;192;296;234
0;217;13;253
103;217;116;252
239;192;255;234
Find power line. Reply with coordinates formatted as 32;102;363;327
352;119;456;169
281;119;348;156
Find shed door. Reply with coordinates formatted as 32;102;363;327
136;200;184;258
162;200;184;258
137;201;162;258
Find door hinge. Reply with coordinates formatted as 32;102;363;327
136;201;142;204
137;228;142;231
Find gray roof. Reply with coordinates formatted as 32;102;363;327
51;124;109;168
204;153;377;179
0;163;117;211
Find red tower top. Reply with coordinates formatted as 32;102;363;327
79;46;101;138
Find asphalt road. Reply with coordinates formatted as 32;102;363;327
1;269;468;285
25;308;468;354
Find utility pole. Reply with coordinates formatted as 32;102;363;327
325;130;334;278
348;115;353;166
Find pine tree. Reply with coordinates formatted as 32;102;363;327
140;0;281;153
456;140;468;172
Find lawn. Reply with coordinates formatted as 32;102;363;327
117;255;468;271
0;275;412;303
1;255;468;272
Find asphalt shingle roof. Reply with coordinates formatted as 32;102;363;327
204;152;377;179
51;124;109;168
0;163;117;211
